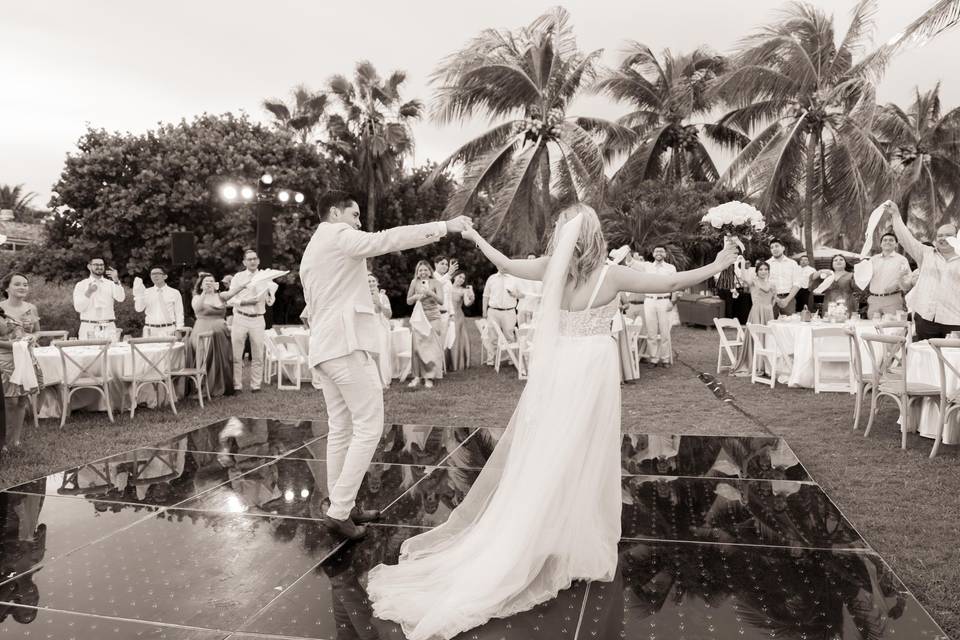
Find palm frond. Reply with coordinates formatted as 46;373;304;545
828;0;878;80
719;121;783;188
592;68;663;111
701;123;751;152
486;143;546;240
432;63;542;124
443;136;526;218
262;101;291;122
610;124;671;190
886;0;960;53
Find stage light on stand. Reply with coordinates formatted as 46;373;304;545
294;192;305;204
260;173;273;185
277;190;290;203
300;488;310;498
220;184;238;202
240;185;255;201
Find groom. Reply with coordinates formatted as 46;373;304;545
300;191;473;539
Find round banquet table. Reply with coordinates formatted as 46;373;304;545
904;342;960;445
33;342;186;418
766;318;881;389
272;325;411;382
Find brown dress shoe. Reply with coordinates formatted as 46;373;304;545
321;515;367;540
350;506;381;524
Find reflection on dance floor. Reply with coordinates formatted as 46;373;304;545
0;418;947;638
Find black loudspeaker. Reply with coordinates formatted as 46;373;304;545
255;202;275;268
170;232;196;266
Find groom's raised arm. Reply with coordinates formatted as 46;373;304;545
334;217;471;259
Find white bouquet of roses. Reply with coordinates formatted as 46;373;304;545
701;201;766;250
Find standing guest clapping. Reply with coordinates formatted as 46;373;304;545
481;267;519;366
368;273;393;387
448;272;476;371
228;250;276;393
0;273;43;453
191;272;250;398
73;257;125;339
642;246;677;367
133;266;184;337
407;261;445;388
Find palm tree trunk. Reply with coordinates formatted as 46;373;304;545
804;133;816;263
366;171;376;232
537;148;550;249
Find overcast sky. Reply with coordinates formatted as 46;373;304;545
3;0;959;208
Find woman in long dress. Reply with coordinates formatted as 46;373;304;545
406;260;445;389
731;260;776;376
190;273;249;397
809;255;859;316
366;204;738;640
446;272;475;371
368;273;393;387
0;273;43;453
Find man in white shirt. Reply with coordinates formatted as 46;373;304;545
515;253;543;326
229;250;276;393
886;202;960;340
73;257;125;339
863;232;911;317
643;246;678;366
133;266;184;337
766;239;804;317
482;269;519;366
795;255;817;312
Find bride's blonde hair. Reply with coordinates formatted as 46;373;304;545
546;203;606;288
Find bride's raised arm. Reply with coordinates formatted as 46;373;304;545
461;226;550;281
610;246;739;294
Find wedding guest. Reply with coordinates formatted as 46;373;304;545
448;272;476;371
516;253;543;326
228;250;276;393
713;248;750;323
732;260;776;376
133;266;184;337
642;246;677;367
191;272;249;397
864;232;911;317
887;202;960;340
481;267;519;366
299;306;310;329
0;274;43;453
766;240;804;317
622;252;646;321
368;273;393;387
809;255;859;315
795;255;817;312
433;255;456;346
221;274;235;326
73;257;125;339
406;260;445;388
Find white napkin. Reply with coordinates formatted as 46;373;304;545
854;260;874;291
813;272;835;295
245;269;286;294
10;341;39;392
860;203;888;256
411;301;432;337
132;277;146;295
947;231;960;253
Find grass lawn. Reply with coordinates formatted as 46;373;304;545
2;325;958;636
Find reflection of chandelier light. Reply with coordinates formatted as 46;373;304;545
283;489;295;502
224;494;248;513
240;185;255;201
300;488;310;498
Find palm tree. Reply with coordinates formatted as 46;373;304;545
874;83;960;232
594;44;748;188
429;7;633;253
326;62;423;232
262;85;329;145
716;0;960;261
0;184;37;215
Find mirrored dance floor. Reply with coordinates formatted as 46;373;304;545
0;418;948;639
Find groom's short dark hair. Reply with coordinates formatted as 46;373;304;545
318;191;356;219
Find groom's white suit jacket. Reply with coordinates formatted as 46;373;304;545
300;220;448;368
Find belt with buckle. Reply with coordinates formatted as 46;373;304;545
776;293;791;298
81;319;115;325
647;295;671;300
145;322;176;328
488;306;515;312
237;311;264;318
869;290;903;297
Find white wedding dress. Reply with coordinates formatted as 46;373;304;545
366;214;622;640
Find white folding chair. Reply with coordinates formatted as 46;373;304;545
489;321;525;378
928;339;960;458
170;332;212;407
120;337;179;418
53;339;114;428
810;326;854;393
746;324;781;388
272;335;307;390
517;325;536;380
713;318;744;374
263;329;280;384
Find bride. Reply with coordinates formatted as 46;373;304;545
366;203;738;640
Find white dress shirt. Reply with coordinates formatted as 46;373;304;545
433;271;454;314
868;252;911;295
643;260;678;299
798;265;817;288
483;273;519;309
897;234;960;325
229;269;277;314
134;285;184;328
73;276;125;321
766;256;805;294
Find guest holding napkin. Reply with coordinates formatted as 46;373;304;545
731;259;777;376
809;255;859;315
133;267;184;337
368;273;393;387
0;273;43;453
406;260;445;388
191;272;251;397
447;272;475;372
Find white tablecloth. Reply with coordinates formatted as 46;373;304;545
272;326;411;381
33;342;186;417
905;342;960;445
767;319;879;388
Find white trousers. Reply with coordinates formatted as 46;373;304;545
643;298;674;363
231;314;265;390
483;308;517;364
79;321;116;340
313;350;384;520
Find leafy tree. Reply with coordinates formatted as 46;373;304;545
0;184;37;214
326;61;423;232
262;85;330;145
22;113;337;323
430;7;633;254
594;44;747;187
874;83;960;233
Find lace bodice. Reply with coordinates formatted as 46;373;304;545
559;297;619;337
